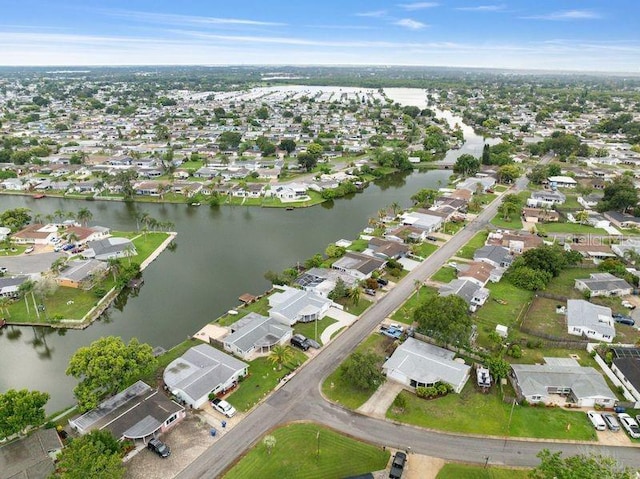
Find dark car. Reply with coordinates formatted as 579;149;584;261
377;278;389;286
613;313;635;326
291;334;310;351
389;451;407;479
148;438;171;458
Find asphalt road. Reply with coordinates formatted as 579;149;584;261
177;155;627;479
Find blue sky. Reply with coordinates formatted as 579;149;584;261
0;1;638;72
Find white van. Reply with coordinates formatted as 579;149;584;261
587;411;606;431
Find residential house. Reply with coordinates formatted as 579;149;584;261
382;337;471;393
574;273;633;297
548;176;577;188
612;238;640;258
0;428;63;479
521;207;560;223
487;231;543;253
268;286;333;326
456;176;496;193
0;276;28;298
566;299;615;343
269;183;310;202
68;380;185;442
12;224;58;245
473;245;512;268
163;344;248;409
527;190;566;208
56;259;108;289
223;313;293;360
294;267;358;298
439;279;490;312
610;347;640;403
385;225;427;243
331;251;386;280
578;193;604;209
605;211;640;229
511;357;616;407
82;237;137;261
457;261;504;286
399;211;443;233
368;238;410;260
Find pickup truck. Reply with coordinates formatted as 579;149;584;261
380;325;403;339
389;451;407;479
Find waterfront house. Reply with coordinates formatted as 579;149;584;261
56;259;108;289
223;313;293;360
0;428;63;479
82;237;137;261
68;380;185;442
382;338;470;393
12;224;58;245
0;276;28;298
163;344;248;409
268;286;333;326
331;251;386;280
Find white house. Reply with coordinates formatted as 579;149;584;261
223;313;293;360
574;273;633;297
382;338;470;393
268;286;333;326
163;344;248;409
566;299;615;343
548;176;577;188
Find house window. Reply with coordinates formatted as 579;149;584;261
531;395;541;401
165;413;178;426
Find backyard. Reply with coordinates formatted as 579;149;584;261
390;286;438;325
387;384;596;441
223;423;390;479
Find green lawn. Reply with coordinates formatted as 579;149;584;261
6;276;116;323
431;266;457;283
322;334;395;409
390;286;438;325
474;281;533;348
541;223;606;234
456;231;488;259
491;215;524;230
412;242;438;258
387;385;596;441
545;268;598;298
223;423;390;479
140;337;205;384
217;294;274;326
436;463;530;479
0;245;27;256
343;298;372;316
347;238;368;252
294;317;338;345
227;350;308;412
131;232;171;262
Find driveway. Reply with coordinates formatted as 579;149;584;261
0;251;65;275
357;381;405;418
125;414;214;479
321;307;357;345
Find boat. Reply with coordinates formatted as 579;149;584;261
285;206;294;211
32;194;46;199
476;366;492;389
189;202;201;207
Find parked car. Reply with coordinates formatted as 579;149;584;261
586;411;606;431
380;325;403;339
147;438;171;458
364;288;376;296
426;235;438;241
24;246;34;254
389;451;407;479
603;413;621;432
0;267;7;274
614;315;635;326
377;278;389;286
622;300;636;310
62;243;74;251
211;398;236;418
618;413;640;438
291;334;310;351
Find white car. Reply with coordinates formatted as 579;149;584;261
211;398;236;418
622;300;636;310
24;246;34;254
618;413;640;438
587;411;606;431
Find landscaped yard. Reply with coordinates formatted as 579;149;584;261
131;232;171;262
541;223;606;234
430;266;457;284
347;238;368;252
491;214;524;230
217;293;274;326
387;384;596;441
294;317;338;344
390;286;438;325
456;231;488;259
227;350;308;412
322;333;396;409
0;244;27;256
412;242;438;258
342;298;372;316
436;463;530;479
521;297;574;339
223;423;390;479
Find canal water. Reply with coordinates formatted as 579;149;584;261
0;170;451;411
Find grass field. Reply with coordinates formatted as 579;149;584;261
294;317;338;345
456;231;488;259
227;350;308;412
436;463;530;479
322;334;395;409
223;423;390;479
431;266;457;283
387;384;596;441
131;232;170;261
412;242;438;258
491;215;524;230
390;286;438;325
217;294;274;326
541;223;606;234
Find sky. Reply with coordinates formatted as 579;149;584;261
0;1;639;72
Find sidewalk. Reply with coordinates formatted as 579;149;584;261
321;307;357;344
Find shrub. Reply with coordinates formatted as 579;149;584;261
507;344;522;358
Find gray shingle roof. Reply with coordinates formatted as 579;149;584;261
575;273;632;294
567;299;615;338
225;314;292;354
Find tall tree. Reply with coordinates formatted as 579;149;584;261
66;336;157;412
0;389;49;439
340;352;385;391
76;207;93;227
268;345;294;371
53;430;124;479
453;154;480;177
414;295;472;346
531;449;634;479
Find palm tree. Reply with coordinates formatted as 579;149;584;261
50;257;67;275
18;280;37;319
414;279;422;298
0;296;11;318
53;209;65;224
107;258;121;282
76;207;93;227
349;285;362;306
390;201;401;217
158;183;171;201
268;345;294;371
575;210;590;225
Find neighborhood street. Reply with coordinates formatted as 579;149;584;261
175;155;627;479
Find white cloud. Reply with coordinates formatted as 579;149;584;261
522;9;600;21
394;18;428;30
101;9;286;27
456;4;506;12
355;10;387;18
398;2;439;10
